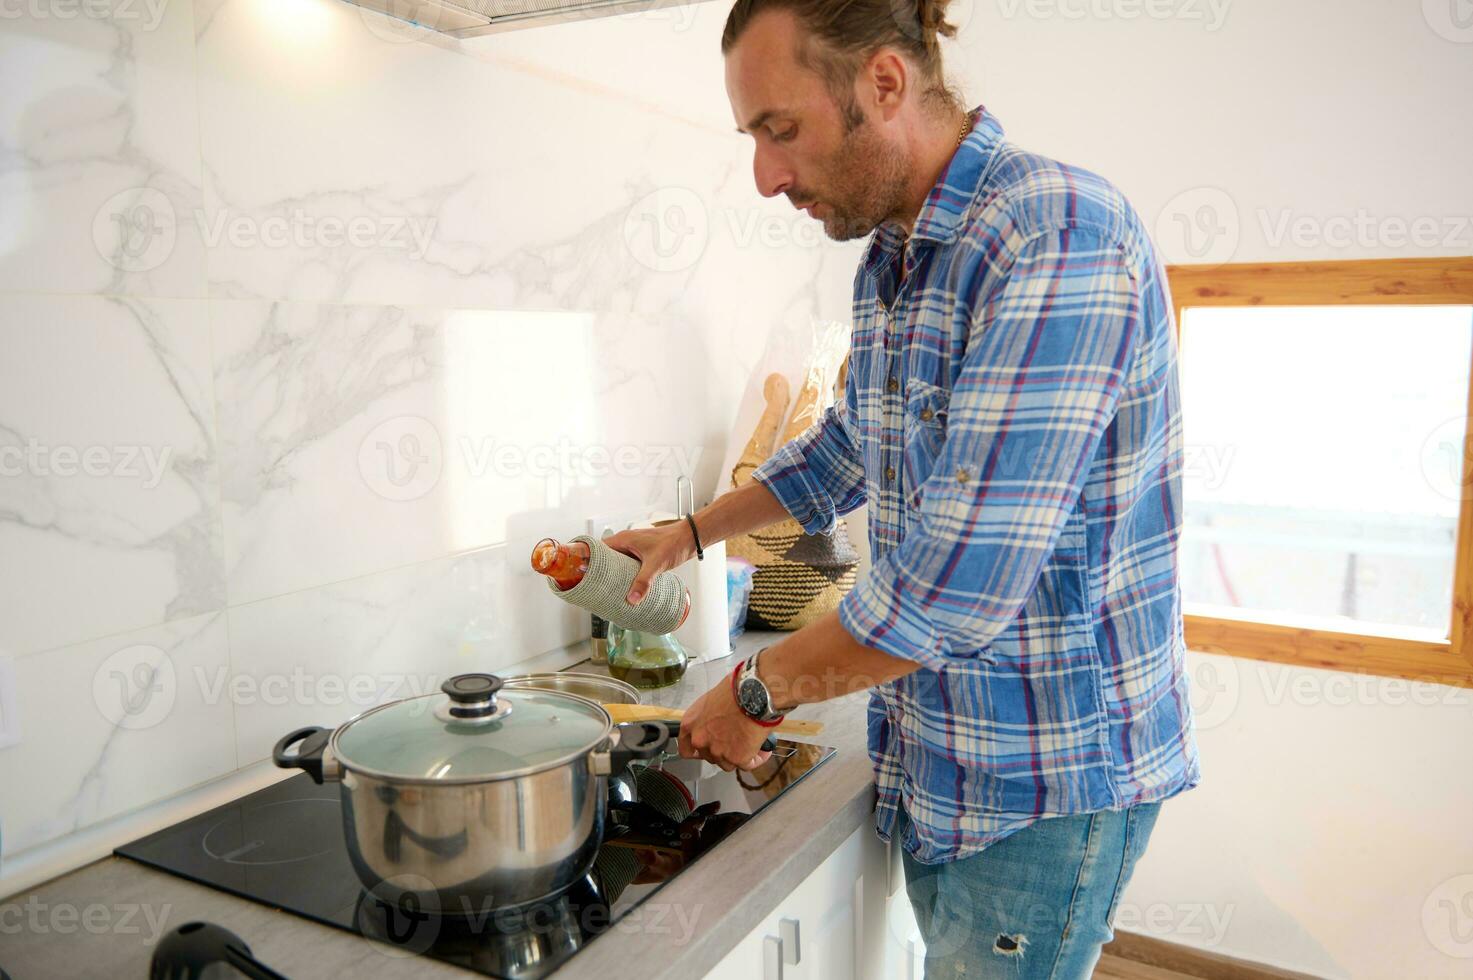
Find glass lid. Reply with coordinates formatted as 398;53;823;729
332;673;612;781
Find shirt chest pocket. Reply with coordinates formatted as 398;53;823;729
901;378;951;509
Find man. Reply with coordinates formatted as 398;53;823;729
604;0;1199;974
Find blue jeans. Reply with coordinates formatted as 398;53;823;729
898;802;1163;979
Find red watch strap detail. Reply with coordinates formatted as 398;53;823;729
731;659;785;728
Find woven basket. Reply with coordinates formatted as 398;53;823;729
726;517;859;631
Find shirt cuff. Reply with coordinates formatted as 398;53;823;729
836;551;954;673
750;445;838;536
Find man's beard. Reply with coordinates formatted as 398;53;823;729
793;114;911;243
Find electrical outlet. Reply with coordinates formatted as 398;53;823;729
0;656;20;750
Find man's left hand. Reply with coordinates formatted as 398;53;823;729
677;675;774;772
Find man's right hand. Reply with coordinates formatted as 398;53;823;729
603;523;697;605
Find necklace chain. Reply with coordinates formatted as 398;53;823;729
902;109;976;263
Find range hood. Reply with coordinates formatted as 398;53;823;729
349;0;714;36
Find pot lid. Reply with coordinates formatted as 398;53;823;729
332;673;612;781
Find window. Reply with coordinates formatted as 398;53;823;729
1168;259;1473;687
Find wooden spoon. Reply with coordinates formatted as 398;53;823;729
603;703;824;738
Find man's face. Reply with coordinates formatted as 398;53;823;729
724;10;911;242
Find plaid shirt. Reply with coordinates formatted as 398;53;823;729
752;108;1199;864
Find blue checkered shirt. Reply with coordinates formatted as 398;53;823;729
751;108;1200;864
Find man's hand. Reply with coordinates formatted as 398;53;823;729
677;674;773;772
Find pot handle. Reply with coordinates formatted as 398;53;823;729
272;726;335;784
662;723;778;755
606;721;672;773
604;722;777;772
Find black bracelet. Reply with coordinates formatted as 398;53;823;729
684;512;704;561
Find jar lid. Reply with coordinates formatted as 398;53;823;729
331;673;612;782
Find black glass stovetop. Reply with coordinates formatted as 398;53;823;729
116;740;834;979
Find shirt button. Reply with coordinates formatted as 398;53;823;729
886;376;899;393
956;467;972;485
885;466;896;482
919;408;934;421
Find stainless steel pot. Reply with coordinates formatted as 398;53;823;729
272;673;670;915
501;671;641;706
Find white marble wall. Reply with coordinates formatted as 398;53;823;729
0;0;861;872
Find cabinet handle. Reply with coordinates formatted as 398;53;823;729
779;918;801;965
763;935;783;980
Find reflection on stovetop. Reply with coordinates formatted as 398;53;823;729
116;740;834;980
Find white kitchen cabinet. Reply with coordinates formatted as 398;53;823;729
704;822;889;980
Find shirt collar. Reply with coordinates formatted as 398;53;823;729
861;106;1004;279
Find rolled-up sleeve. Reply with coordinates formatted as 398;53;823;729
838;229;1145;672
751;380;867;536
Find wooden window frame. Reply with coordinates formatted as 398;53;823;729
1168;257;1473;688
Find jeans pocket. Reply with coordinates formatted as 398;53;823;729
1104;802;1164;926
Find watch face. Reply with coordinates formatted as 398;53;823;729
737;677;768;719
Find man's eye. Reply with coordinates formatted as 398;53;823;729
773;127;796;143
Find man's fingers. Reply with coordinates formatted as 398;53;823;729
626;563;653;604
739;750;772;772
677;726;697;759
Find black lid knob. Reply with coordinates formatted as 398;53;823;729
442;673;504;704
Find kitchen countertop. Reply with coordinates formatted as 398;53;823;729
0;631;878;980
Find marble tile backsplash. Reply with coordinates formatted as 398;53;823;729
0;0;859;876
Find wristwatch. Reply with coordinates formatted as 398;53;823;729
735;648;785;725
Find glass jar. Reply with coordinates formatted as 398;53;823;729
606;625;689;690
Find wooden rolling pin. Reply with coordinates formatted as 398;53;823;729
603;703;824;737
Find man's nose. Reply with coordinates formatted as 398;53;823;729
753;145;793;199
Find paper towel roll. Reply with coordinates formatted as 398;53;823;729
638;516;732;662
673;539;731;662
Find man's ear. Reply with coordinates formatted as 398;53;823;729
864;48;909;120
